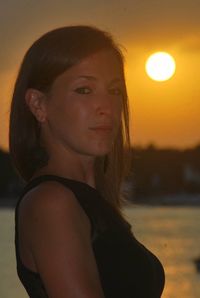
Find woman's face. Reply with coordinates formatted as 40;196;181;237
41;50;125;158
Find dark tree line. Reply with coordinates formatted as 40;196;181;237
128;144;200;203
1;144;200;205
0;149;24;199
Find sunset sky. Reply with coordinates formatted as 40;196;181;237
0;0;200;151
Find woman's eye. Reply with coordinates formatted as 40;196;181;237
109;88;123;96
74;87;92;94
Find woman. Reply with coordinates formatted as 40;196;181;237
10;26;165;298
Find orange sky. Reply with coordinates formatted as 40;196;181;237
0;0;200;151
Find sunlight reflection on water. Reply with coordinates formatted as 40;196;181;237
0;206;200;298
124;205;200;298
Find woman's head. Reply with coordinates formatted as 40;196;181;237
9;25;130;206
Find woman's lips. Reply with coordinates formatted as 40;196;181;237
89;126;113;133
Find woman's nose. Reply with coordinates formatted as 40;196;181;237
95;93;115;115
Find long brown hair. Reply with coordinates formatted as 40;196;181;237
9;25;131;210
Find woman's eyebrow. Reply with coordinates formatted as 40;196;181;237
76;76;123;83
76;75;97;81
109;78;124;84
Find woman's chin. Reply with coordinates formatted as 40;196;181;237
91;143;114;156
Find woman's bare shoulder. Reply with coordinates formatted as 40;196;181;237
19;180;91;237
21;180;79;206
18;181;105;297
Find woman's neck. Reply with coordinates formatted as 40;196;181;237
33;151;96;188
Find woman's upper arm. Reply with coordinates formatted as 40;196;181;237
20;182;105;298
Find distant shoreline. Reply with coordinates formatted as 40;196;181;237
1;193;200;209
136;193;200;206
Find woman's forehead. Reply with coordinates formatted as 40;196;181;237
54;50;124;83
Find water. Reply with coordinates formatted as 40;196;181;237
0;205;200;298
124;205;200;298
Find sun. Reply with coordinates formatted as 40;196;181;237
145;52;176;82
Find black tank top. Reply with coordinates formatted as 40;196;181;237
15;175;165;297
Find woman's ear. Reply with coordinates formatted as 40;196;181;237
25;89;47;123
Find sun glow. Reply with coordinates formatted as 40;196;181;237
145;52;176;82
